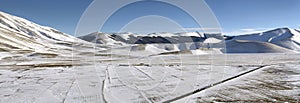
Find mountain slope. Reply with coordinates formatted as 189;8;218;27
0;11;90;53
224;40;295;53
229;28;300;51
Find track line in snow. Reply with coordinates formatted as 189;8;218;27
133;66;155;80
162;65;271;103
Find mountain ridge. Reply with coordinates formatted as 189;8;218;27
0;11;299;54
0;11;94;55
227;28;300;51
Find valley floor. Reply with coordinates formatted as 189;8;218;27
0;53;299;103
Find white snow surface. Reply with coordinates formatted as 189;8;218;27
290;28;300;43
0;11;93;52
230;28;300;51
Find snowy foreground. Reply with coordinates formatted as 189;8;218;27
0;52;299;103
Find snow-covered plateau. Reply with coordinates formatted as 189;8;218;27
0;11;300;102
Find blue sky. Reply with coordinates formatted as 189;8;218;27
0;0;93;35
0;0;299;35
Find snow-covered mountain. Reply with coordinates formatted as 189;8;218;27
78;32;125;45
79;28;300;53
227;28;300;51
79;32;226;54
0;11;90;53
78;32;225;44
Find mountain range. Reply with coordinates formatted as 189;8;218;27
0;11;299;54
79;28;300;53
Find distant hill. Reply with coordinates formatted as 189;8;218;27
224;40;295;53
227;28;300;51
79;28;300;53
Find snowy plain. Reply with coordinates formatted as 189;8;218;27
1;47;300;102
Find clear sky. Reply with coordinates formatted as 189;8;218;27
0;0;93;35
0;0;299;35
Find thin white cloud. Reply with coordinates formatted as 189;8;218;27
183;27;222;31
223;28;270;36
240;28;260;32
